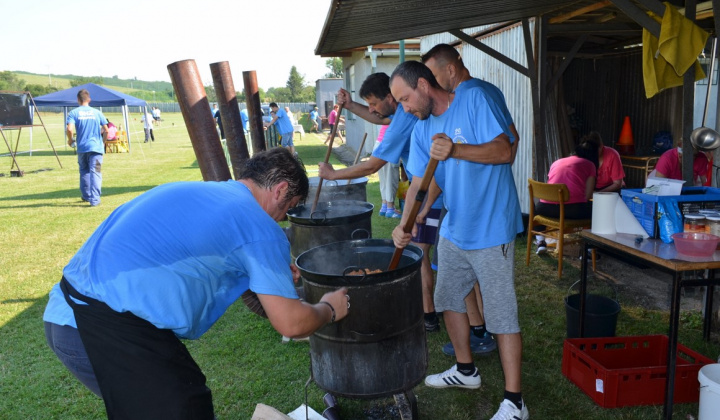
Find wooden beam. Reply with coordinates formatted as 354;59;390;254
546;34;588;94
610;0;661;37
635;0;667;16
449;29;530;77
549;0;613;24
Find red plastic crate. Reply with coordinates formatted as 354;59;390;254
561;335;714;408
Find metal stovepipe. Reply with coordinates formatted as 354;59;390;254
167;59;232;182
243;70;267;154
211;61;250;179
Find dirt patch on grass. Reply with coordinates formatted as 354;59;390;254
562;245;705;312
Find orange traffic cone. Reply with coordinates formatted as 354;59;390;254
616;116;635;155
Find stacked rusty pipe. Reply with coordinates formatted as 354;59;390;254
243;70;267;154
211;61;250;179
168;59;232;182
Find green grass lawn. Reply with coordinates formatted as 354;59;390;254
1;113;718;419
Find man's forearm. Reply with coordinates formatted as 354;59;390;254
344;101;391;125
330;157;386;180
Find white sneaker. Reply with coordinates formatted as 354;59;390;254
489;399;529;420
536;241;547;255
424;365;481;389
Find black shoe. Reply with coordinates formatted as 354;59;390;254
425;316;440;332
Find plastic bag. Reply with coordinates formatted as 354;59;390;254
657;199;682;243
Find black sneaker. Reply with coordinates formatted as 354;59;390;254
424;316;440;332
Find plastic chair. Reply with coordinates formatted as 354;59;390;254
525;178;595;278
105;130;128;153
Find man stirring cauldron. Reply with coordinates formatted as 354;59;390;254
43;148;349;419
390;61;527;420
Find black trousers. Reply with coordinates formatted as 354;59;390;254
60;277;214;420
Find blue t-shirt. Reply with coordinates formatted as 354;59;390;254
310;110;319;121
372;103;417;170
274;108;294;134
409;85;522;250
456;78;516;144
66;106;107;154
43;181;298;339
240;109;249;131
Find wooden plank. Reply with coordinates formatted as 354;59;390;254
549;0;613;24
609;0;661;37
251;403;293;420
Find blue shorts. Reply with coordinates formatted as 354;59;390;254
281;132;294;147
411;207;441;245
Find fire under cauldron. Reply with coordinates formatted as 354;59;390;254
286;201;373;259
307;176;368;203
296;239;427;418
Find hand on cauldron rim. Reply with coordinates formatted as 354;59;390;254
392;224;412;249
320;287;350;323
290;264;301;284
430;133;455;161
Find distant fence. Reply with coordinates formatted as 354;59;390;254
36;102;316;115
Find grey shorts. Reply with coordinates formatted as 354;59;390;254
281;132;294;147
434;237;520;334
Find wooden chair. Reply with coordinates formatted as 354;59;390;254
105;130;128;153
525;178;595;278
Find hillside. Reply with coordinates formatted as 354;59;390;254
9;71;174;101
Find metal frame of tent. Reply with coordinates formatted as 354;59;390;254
0;90;61;176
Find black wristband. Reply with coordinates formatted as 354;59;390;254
317;301;336;323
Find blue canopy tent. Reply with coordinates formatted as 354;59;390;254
33;83;148;151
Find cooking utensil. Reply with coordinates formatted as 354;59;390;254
346;132;368;185
387;158;439;271
312;104;345;213
691;37;720;151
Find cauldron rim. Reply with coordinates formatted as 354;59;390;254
287;200;374;226
308;176;368;187
296;239;423;286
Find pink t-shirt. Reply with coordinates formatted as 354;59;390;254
107;125;118;140
541;156;597;204
377;125;389;142
655;147;708;181
328;109;338;125
596;146;625;190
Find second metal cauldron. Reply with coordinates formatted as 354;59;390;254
286;200;372;259
307;176;368;203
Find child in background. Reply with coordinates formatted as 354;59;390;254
396;163;410;212
375;125;401;218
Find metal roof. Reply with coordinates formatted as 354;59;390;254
316;0;716;57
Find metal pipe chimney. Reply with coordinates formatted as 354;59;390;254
211;61;250;179
167;59;232;182
243;70;267;154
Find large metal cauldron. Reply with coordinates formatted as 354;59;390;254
296;239;427;399
286;201;372;259
307;176;368;203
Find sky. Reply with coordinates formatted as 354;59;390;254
0;0;335;90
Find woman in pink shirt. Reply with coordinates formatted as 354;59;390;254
654;147;710;186
534;141;598;253
583;132;625;192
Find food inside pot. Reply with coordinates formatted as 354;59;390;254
347;268;383;276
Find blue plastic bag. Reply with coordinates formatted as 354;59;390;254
657;199;682;243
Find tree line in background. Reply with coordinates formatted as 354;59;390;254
2;58;343;104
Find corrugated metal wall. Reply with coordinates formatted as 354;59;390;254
562;50;681;156
422;22;535;213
